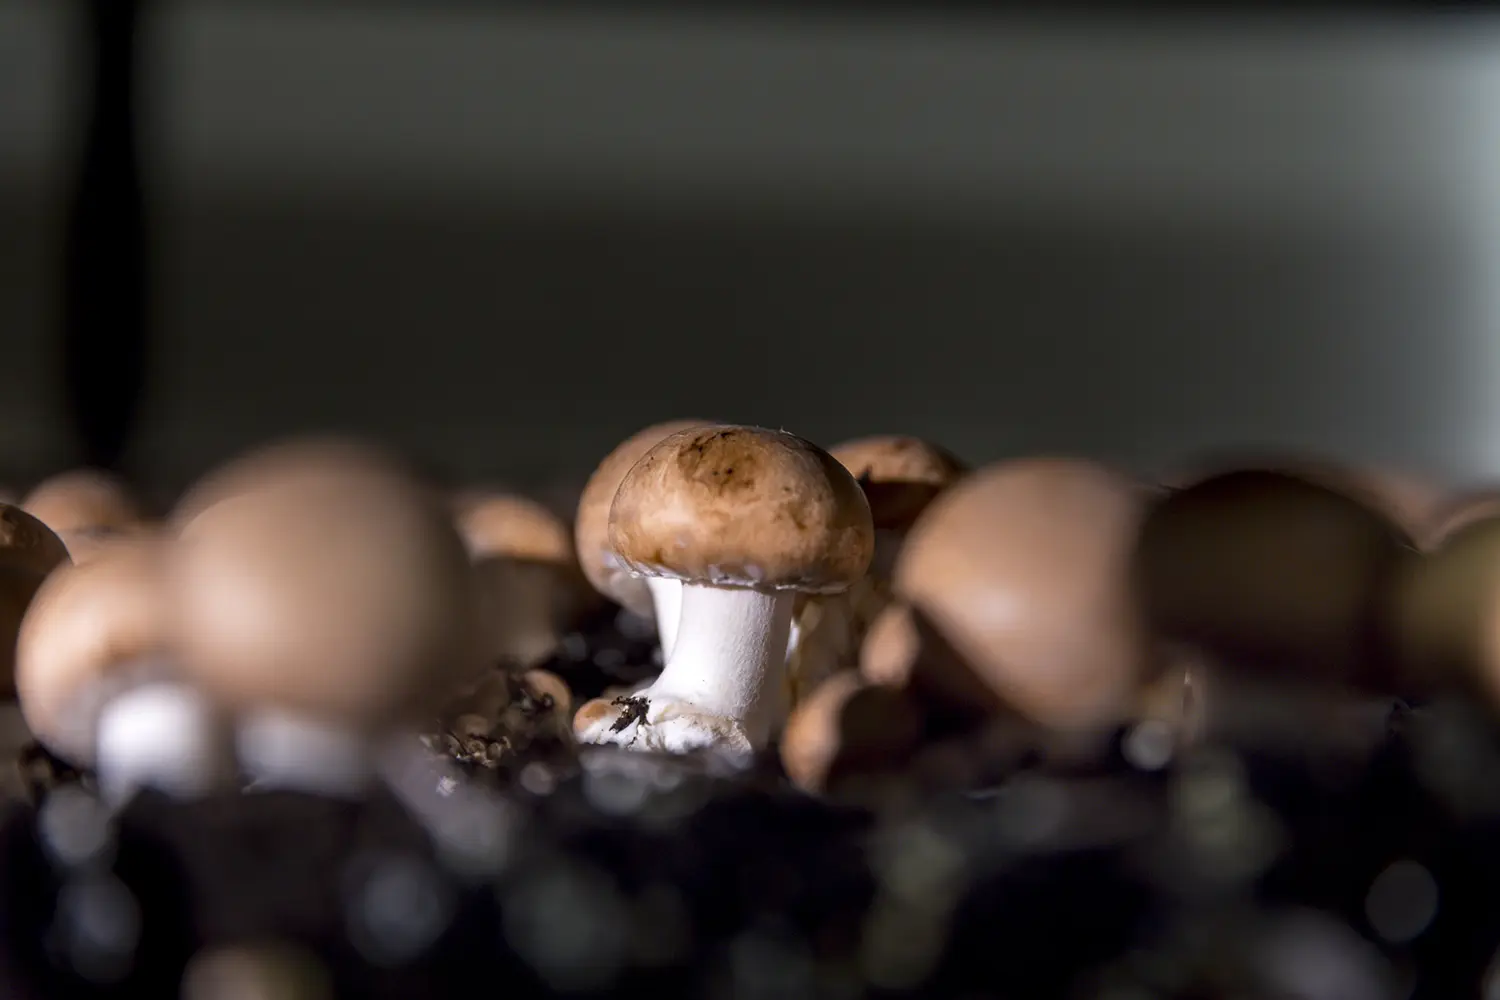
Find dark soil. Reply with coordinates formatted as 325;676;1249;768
3;612;1500;999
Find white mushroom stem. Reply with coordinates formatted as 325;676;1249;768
236;710;375;799
646;576;683;660
645;582;795;746
94;681;234;807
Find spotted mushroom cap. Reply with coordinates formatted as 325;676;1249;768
609;425;874;593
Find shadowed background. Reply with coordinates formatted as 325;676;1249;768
3;1;1500;499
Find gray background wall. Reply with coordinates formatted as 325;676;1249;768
5;2;1500;497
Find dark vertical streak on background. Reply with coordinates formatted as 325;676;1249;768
60;0;148;474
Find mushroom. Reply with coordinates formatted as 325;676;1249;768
168;437;485;798
0;503;73;695
779;669;922;797
453;492;592;670
1161;453;1441;548
893;457;1157;736
1389;512;1500;703
15;536;233;805
1136;467;1411;697
22;468;146;565
787;435;968;706
1421;488;1500;551
574;419;713;660
574;425;873;760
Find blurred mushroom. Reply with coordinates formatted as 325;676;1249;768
1390;512;1500;704
0;503;73;695
787;435;967;710
1137;467;1410;699
575;425;873;760
1159;452;1443;542
574;419;712;660
15;536;233;804
779;669;923;797
1421;487;1500;551
22;467;147;564
181;943;333;1000
454;492;593;670
893;457;1157;736
169;437;484;798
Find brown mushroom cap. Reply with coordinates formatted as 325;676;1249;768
0;504;73;694
22;468;143;536
609;425;874;593
1137;467;1409;692
1161;452;1437;544
0;503;71;580
1390;514;1500;702
14;537;171;764
169;437;484;731
779;669;923;795
893;457;1154;732
828;435;968;531
574;419;712;614
1423;488;1500;550
454;493;574;565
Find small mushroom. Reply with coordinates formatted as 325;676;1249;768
22;468;146;564
1136;467;1410;695
787;435;968;706
575;425;873;760
894;457;1156;735
574;419;712;659
169;437;484;798
779;669;922;797
15;536;233;804
0;503;73;695
455;492;592;670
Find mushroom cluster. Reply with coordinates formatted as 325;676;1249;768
2;433;1490;812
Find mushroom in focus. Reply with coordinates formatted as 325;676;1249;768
787;435;967;707
453;491;592;671
574;419;712;661
169;437;484;798
22;467;146;564
892;457;1158;738
574;425;873;761
15;535;233;804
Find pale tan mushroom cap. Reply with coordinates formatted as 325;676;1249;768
829;435;968;531
779;669;922;795
454;493;574;565
1392;515;1500;700
22;468;143;536
169;438;484;730
574;419;711;614
894;457;1153;731
609;425;874;593
15;536;171;763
